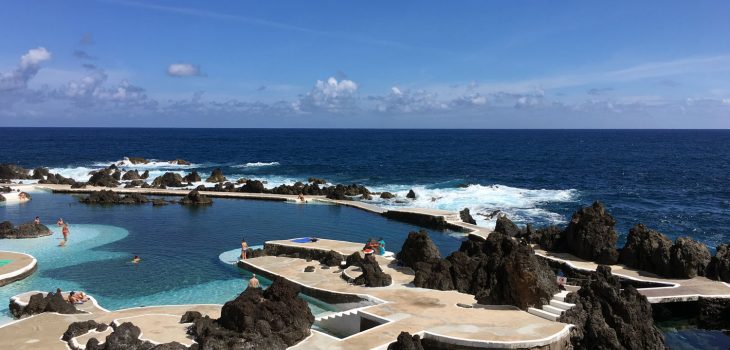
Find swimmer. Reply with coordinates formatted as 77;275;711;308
132;255;141;263
34;216;40;225
248;274;261;288
57;218;64;227
59;223;69;246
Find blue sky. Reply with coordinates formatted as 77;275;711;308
1;0;729;128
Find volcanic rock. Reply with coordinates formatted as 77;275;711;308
206;168;227;183
697;297;730;330
83;322;187;350
122;170;141;180
151;172;185;187
86;169;119;187
0;164;31;180
180;311;202;323
39;173;78;186
80;190;149;204
706;244;730;283
380;192;396;199
308;177;327;185
0;194;4;202
559;265;666;350
126;157;148;164
319;250;344;267
62;320;107;341
11;289;82;318
397;230;442;269
494;214;521;237
169;159;190;165
140;170;150;179
179;189;212;205
345;252;393;287
189;277;314;350
670;237;711;279
406;189;417;199
0;221;52;239
239;179;267;193
387;332;425;350
32;167;50;179
459;208;476;225
182;171;201;183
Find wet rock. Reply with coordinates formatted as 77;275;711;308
32;167;50;179
324;184;371;200
239;179;267;193
140;170;150;179
151;172;185;188
459;208;476;225
80;190;149;204
0;164;31;179
706;244;730;283
190;277;314;350
380;192;396;199
559;265;666;350
697;297;730;330
182;171;201;183
397;230;442;269
494;214;520;237
1;186;11;193
406;189;416;199
179;189;212;205
304;266;315;272
0;221;52;239
111;170;122;181
0;194;4;202
126;157;149;164
152;198;169;206
86;169;119;187
308;177;327;185
206;168;227;183
180;311;202;323
387;331;425;350
169;159;190;165
121;170;141;180
39;173;78;186
11;289;83;318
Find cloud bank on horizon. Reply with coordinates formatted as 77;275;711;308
0;1;729;128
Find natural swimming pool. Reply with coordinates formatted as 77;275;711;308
0;189;464;324
0;260;12;267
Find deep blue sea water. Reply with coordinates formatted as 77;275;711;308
1;128;729;349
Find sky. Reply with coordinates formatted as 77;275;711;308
1;0;729;128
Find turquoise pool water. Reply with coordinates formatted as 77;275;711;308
0;190;464;324
0;260;11;267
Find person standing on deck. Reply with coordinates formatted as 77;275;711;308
241;239;248;259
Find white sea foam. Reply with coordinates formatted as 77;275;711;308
93;157;198;169
367;183;578;228
232;162;280;168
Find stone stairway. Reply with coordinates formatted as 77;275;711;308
527;289;576;321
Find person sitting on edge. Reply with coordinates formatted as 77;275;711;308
132;255;141;263
377;237;386;255
241;239;248;259
34;216;40;225
57;218;64;227
248;274;261;288
68;291;90;304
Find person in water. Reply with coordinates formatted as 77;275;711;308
56;218;64;227
132;255;141;263
241;239;248;259
34;216;40;225
60;223;69;246
248;274;261;288
298;193;305;202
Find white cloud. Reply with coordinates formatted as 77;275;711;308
293;77;358;112
167;63;202;77
20;47;52;69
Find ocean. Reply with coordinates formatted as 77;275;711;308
2;128;729;248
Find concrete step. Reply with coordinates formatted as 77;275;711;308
542;305;565;315
554;291;571;302
549;299;575;311
564;285;580;292
528;307;560;321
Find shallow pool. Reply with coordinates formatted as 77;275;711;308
0;190;464;324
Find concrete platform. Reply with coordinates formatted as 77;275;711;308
0;251;37;287
535;248;730;303
240;239;572;350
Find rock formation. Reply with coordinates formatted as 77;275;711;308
151;172;185;187
559;265;666;350
669;237;711;279
83;322;188;350
307;177;327;185
387;332;425;350
79;190;149;204
619;224;674;276
697;297;730;330
380;192;395;199
179;189;212;205
188;277;314;350
494;214;521;237
10;289;83;318
38;173;78;185
206;168;227;183
0;221;52;239
400;230;558;309
406;189;417;199
86;168;119;187
182;171;201;183
459;208;476;225
0;164;31;180
344;252;393;287
122;170;141;180
62;320;108;342
126;157;149;164
706;244;730;283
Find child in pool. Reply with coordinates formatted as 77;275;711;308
132;255;141;263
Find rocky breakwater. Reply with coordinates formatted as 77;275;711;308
619;224;711;279
0;220;52;239
706;244;730;283
151;172;185;188
206;168;228;183
85;166;120;187
0;163;32;180
10;289;83;318
187;277;314;349
559;265;666;350
79;190;150;204
398;227;558;309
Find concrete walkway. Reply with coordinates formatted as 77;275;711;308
0;251;37;287
240;238;571;350
535;248;730;303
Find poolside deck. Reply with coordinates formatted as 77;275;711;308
0;251;37;287
535;248;730;303
240;238;572;350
